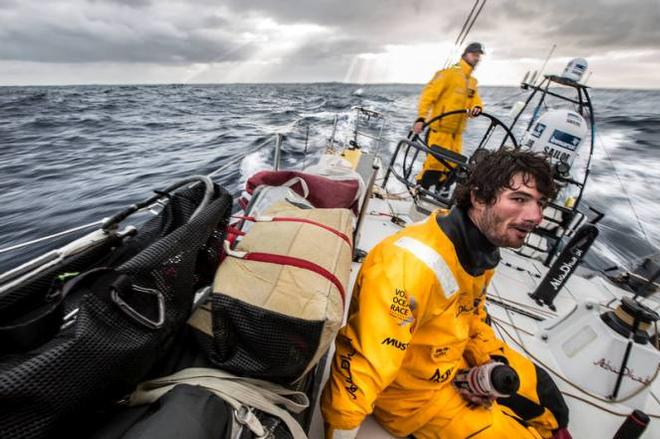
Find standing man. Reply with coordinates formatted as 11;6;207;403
414;42;485;190
321;148;570;438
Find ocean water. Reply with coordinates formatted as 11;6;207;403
0;83;658;273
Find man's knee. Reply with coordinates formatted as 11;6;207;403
498;363;568;433
535;365;569;428
493;346;568;433
414;404;542;439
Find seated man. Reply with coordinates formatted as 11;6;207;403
321;148;569;438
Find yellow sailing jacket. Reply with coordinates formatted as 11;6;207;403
321;208;505;435
417;59;483;135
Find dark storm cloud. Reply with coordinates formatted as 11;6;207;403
1;26;255;63
0;0;470;65
213;0;660;56
217;0;468;42
0;0;657;67
493;0;660;51
0;1;256;63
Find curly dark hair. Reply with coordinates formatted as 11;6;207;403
454;147;556;210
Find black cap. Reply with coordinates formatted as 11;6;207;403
463;42;485;55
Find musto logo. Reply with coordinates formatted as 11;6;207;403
381;337;408;351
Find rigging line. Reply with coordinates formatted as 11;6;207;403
458;0;487;47
490;316;534;336
652;387;660;407
486;296;548;321
443;0;481;69
562;389;660;419
595;130;651;245
0;220;104;255
492;315;507;340
488;294;557;318
454;0;480;46
560;391;628;418
492;319;660;407
490;281;527;348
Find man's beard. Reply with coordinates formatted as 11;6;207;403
465;57;479;68
479;206;533;248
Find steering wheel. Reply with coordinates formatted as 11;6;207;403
384;110;519;207
413;109;519;151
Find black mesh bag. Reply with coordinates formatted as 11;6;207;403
0;178;232;439
205;295;325;384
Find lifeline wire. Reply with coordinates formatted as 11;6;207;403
0;220;104;255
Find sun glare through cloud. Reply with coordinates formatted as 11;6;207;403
344;42;455;84
180;19;333;83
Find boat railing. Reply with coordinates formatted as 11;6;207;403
273;133;284;171
382;137;469;210
327;106;388;155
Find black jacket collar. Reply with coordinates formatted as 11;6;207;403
436;207;500;276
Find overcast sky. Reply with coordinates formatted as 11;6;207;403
1;0;658;88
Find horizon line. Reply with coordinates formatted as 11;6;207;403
0;81;658;92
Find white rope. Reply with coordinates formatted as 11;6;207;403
0;220;104;255
492;319;660;415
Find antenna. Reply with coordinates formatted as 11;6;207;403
536;44;556;85
528;70;538;86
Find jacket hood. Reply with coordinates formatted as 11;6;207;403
436;207;500;276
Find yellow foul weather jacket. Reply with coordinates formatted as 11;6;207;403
417;58;483;137
321;208;515;437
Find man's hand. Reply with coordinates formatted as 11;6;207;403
468;107;482;118
457;388;496;409
413;120;425;134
